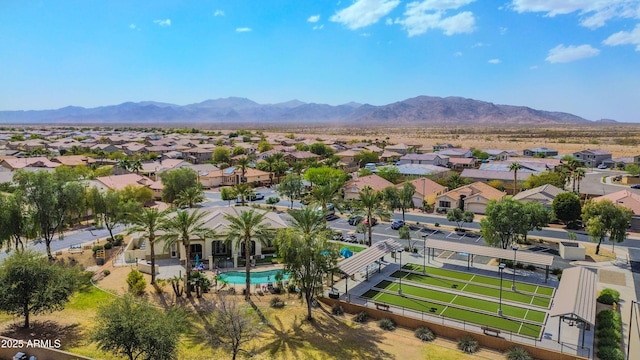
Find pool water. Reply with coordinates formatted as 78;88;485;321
217;269;290;285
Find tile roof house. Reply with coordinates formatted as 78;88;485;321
91;174;162;199
402;177;447;207
435;181;506;214
523;147;559;157
51;155;95;167
384;143;410;155
398;153;449;167
0;157;61;170
395;164;452;179
437;148;473;158
343;174;394;200
512;184;566;209
593;190;640;230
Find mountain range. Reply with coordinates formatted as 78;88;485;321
0;96;605;126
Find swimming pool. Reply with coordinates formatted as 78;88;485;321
217;269;290;285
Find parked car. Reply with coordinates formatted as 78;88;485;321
348;215;363;225
597;164;608;169
362;218;378;226
390;220;405;230
252;192;265;200
631;184;640;189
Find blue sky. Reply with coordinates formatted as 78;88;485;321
1;0;639;122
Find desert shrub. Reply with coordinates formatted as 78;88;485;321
102;269;111;276
505;347;532;360
92;245;104;254
414;327;435;342
270;296;285;308
331;304;344;316
154;278;167;294
378;318;395;331
525;264;537;271
597;346;624;360
353;311;368;323
113;234;124;246
597;317;622;331
287;283;297;293
126;269;147;296
597;309;622;324
598;288;621;305
557;274;562;281
457;335;479;354
104;242;113;250
434;222;440;227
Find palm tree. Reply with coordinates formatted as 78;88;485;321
233;183;253;207
159;209;215;296
356;186;387;247
175;186;205;208
566;159;582;192
118;159;131;173
236;157;251;184
273;160;289;183
509;162;523;194
309;180;342;224
574;168;586;194
127;208;170;284
221;209;274;301
130;159;143;174
291;161;305;175
287;206;326;236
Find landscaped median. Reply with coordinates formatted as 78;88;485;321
362;279;546;339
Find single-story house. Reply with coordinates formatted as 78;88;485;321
512;184;566;210
398;153;449;167
403;178;447;207
460;168;533;195
523;147;559;157
395;164;452;179
592;190;640;230
435;182;506;214
437;148;473;158
199;166;272;188
343;174;394;200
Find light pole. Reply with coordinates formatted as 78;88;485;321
512;245;518;291
422;234;427;274
498;263;505;316
398;248;404;296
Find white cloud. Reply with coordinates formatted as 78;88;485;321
214;10;225;17
308;14;321;23
395;0;476;36
488;58;501;64
510;0;640;29
129;24;137;30
471;42;488;48
499;26;508;35
385;18;393;25
313;24;324;30
236;27;252;32
153;19;171;27
603;24;640;51
453;51;463;56
545;44;600;63
330;0;401;30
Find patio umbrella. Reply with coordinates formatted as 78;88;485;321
195;254;200;267
340;248;353;258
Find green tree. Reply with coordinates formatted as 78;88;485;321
13;170;83;260
174;186;205;208
0;193;30;251
480;198;527;249
232;183;254;207
159;167;199;204
354;150;379;166
275;226;339;321
446;208;475;231
278;173;305;209
119;184;153;205
87;187;138;242
257;140;273;152
213;147;231;164
524;171;566;189
221;209;274;301
0;250;79;328
377;166;401;184
521;202;551;243
471;149;489;160
309;178;343;224
398;224;415;251
309;142;334;158
625;163;640;176
552;192;582;225
304;167;348;186
127;208;170;284
582;199;632;254
232;146;246;156
358;168;373;177
220;186;236;207
509;162;523;194
92;295;186;360
443;172;470;189
160;210;216;296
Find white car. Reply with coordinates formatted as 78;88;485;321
597;164;608;169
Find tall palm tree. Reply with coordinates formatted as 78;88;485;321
287;206;327;236
509;162;523;194
574;168;586;194
309;180;342;224
236;157;251;183
130;159;143;174
118;159;131;173
356;186;387;247
291;161;305;175
175;186;205;208
221;209;274;301
127;208;171;284
273;160;289;183
566;159;581;192
159;209;215;296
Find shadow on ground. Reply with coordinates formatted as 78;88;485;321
1;320;83;349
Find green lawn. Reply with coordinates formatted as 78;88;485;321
374;279;546;324
391;271;551;308
340;244;367;253
362;289;542;338
402;263;555;297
